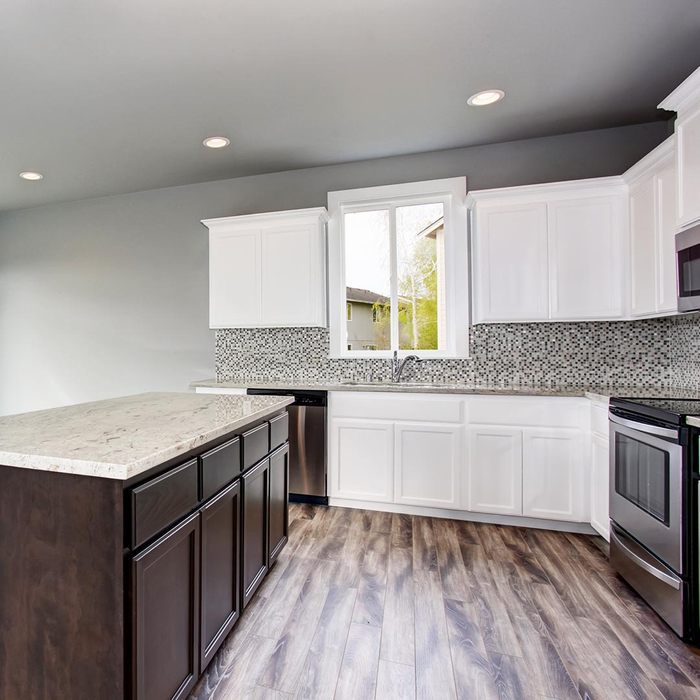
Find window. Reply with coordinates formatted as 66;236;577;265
328;178;469;358
347;302;353;321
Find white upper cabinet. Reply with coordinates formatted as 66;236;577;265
659;66;700;229
624;137;677;318
629;178;658;316
548;196;624;319
657;165;679;312
473;202;549;321
203;208;329;329
469;178;628;323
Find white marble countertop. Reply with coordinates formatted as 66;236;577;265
191;378;700;404
0;392;293;480
686;416;700;428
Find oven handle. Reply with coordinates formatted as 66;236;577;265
610;528;681;590
609;413;679;441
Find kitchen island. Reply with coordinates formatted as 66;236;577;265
0;391;293;700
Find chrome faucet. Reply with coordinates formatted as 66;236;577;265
392;350;422;383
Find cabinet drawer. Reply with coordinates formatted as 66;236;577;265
468;396;583;429
200;437;241;501
330;393;463;423
269;413;289;452
130;459;199;549
241;423;270;471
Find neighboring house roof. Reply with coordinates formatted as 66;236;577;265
417;216;444;240
346;287;389;305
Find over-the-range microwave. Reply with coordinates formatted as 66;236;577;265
677;221;700;312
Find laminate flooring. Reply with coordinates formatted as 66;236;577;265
188;505;700;700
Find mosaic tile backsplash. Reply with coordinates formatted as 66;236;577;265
215;314;700;390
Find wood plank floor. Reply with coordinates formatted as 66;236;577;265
188;504;700;700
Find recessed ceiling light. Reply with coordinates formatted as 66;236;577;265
19;171;43;181
203;137;230;149
467;90;505;107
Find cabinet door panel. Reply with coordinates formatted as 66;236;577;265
656;166;679;313
630;179;657;316
522;429;584;522
268;444;289;566
200;481;240;670
132;513;200;700
548;197;623;319
241;459;270;608
475;203;549;321
261;224;318;326
677;109;700;228
209;228;261;327
590;434;610;540
467;427;522;515
331;419;393;502
394;423;460;509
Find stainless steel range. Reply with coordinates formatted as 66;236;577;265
609;398;698;639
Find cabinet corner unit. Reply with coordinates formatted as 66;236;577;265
203;207;330;329
659;65;700;231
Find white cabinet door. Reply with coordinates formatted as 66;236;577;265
522;428;584;522
394;423;461;509
590;433;610;540
656;166;679;313
677;108;700;228
474;203;549;322
209;228;261;328
548;196;624;320
330;419;394;503
467;426;522;515
261;223;320;326
629;179;657;317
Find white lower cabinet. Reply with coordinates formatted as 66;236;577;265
326;392;594;530
331;418;394;503
467;426;522;515
522;428;584;522
394;423;461;509
590;433;610;540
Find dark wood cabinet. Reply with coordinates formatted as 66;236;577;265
268;444;289;567
241;457;270;608
199;480;241;670
132;511;200;700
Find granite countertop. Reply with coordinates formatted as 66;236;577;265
0;392;293;480
191;378;700;404
686;416;700;429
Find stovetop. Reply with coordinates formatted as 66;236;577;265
611;397;700;425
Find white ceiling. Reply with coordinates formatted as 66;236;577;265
2;0;699;212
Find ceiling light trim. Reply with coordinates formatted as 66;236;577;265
203;137;231;149
467;89;505;106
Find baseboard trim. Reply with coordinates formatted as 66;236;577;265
327;498;598;535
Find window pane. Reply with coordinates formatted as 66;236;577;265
344;210;391;351
396;203;444;351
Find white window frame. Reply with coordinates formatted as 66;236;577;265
328;177;469;359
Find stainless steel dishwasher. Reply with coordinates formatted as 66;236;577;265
247;388;328;505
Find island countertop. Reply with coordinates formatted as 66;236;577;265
0;391;293;480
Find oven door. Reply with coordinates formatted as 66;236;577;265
609;413;683;573
676;223;700;312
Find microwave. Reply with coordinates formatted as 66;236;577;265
676;222;700;312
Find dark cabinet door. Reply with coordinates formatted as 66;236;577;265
200;480;241;670
268;444;289;567
241;458;270;608
132;512;200;700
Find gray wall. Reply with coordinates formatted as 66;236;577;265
0;121;669;415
